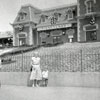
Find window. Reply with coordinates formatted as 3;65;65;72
53;36;61;44
18;12;27;21
41;15;45;22
54;12;61;21
65;9;73;20
40;15;48;23
68;9;73;19
85;0;95;13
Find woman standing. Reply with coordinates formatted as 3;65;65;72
30;52;42;87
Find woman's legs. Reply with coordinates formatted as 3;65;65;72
33;79;37;87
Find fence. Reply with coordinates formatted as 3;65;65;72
0;49;100;72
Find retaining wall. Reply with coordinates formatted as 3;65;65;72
0;72;100;88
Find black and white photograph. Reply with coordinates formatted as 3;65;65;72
0;0;100;100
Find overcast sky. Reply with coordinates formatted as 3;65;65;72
0;0;77;32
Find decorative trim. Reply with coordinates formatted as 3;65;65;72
29;25;33;45
29;6;32;21
85;0;96;5
66;8;74;20
13;29;15;46
77;19;81;42
77;0;80;17
84;0;96;14
83;24;98;31
37;24;71;31
17;32;27;38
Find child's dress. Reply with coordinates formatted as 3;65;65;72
42;70;48;79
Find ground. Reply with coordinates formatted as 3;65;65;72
0;85;100;100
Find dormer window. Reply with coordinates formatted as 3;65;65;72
40;15;48;23
85;0;96;14
53;12;61;21
65;9;73;20
41;15;45;22
67;9;73;19
18;12;27;21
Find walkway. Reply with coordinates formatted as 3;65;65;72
0;85;100;100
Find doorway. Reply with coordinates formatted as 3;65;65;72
86;31;97;41
19;38;26;46
18;32;27;46
53;36;62;44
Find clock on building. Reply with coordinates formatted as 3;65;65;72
16;24;24;31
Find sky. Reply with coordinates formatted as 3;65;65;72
0;0;77;32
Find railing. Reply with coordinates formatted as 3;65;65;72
0;49;100;72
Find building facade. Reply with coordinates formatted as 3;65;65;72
77;0;100;42
12;0;100;46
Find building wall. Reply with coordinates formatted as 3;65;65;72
77;0;100;42
78;17;100;42
38;27;77;45
78;0;100;16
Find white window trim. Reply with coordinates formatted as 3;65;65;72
40;15;48;23
67;8;73;20
83;24;98;31
17;32;27;38
84;0;96;14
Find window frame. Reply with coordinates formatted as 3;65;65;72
40;15;48;23
85;0;96;14
19;12;27;21
66;8;73;20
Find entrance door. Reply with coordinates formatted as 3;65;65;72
53;36;61;44
86;31;97;41
18;32;27;46
19;38;26;46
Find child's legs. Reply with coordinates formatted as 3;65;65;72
45;79;48;86
42;78;45;86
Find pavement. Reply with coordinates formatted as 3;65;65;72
0;85;100;100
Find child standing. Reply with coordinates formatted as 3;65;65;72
42;67;48;87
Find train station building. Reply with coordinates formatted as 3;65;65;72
12;0;100;46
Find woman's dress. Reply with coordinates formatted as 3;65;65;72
30;57;42;80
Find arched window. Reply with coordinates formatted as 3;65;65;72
65;8;73;20
18;12;27;21
85;0;96;14
40;15;48;23
53;12;61;21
